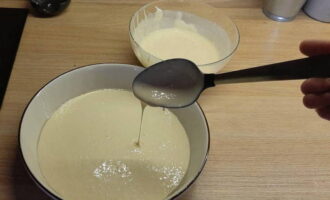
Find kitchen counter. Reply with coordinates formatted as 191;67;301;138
1;0;330;199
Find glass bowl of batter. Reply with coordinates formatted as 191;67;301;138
19;63;209;200
129;0;240;74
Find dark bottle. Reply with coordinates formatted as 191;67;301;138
30;0;71;17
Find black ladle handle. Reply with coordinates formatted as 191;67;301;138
204;54;330;87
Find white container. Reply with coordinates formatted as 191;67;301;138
19;63;210;200
263;0;307;21
304;0;330;23
129;0;239;74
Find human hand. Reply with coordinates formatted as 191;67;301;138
300;40;330;120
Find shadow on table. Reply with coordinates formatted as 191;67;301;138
11;147;50;200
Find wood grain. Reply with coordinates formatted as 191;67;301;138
1;0;330;200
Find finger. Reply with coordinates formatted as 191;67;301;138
300;40;330;56
303;93;330;109
301;78;330;94
316;106;330;121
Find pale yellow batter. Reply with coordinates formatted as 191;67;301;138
38;89;190;200
140;27;221;65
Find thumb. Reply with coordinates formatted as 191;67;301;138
300;40;330;57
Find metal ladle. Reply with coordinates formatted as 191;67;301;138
132;55;330;108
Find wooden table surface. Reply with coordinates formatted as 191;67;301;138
1;0;330;199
